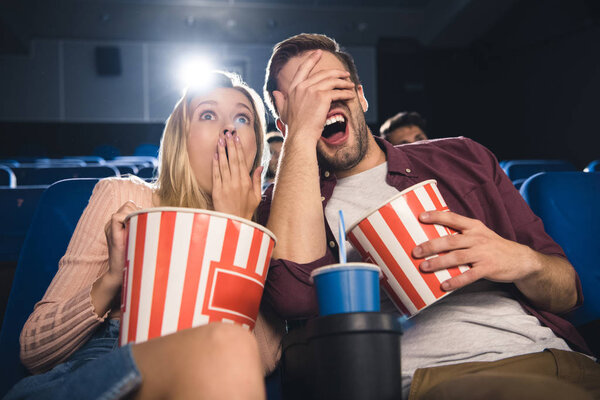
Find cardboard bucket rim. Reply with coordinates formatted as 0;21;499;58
346;179;438;235
309;262;383;283
125;207;277;246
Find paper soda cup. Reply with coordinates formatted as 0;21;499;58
119;207;276;346
310;263;382;316
346;180;469;317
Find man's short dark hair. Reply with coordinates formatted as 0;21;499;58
264;33;361;119
379;111;427;138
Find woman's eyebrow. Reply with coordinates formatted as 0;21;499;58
194;100;217;111
236;103;252;113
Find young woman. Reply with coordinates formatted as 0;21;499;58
6;71;283;400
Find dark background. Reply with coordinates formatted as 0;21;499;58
1;0;599;168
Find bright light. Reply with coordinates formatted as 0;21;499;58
177;57;215;91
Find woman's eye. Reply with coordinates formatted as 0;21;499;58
200;111;216;121
235;115;250;125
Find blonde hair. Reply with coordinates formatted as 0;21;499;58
154;71;266;210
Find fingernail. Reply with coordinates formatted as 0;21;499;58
225;132;232;139
421;261;429;270
218;138;225;146
234;135;241;143
441;281;451;291
414;246;423;256
420;212;430;221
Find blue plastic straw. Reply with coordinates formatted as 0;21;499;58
338;210;347;264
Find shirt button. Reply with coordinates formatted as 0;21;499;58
324;171;330;177
329;240;336;248
405;168;412;173
321;196;325;202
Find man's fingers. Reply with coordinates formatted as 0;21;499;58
414;233;473;258
296;70;352;92
441;267;480;291
289;50;323;89
419;210;476;232
420;249;472;272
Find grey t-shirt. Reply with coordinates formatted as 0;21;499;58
324;162;572;398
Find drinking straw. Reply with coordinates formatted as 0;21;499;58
338;210;347;263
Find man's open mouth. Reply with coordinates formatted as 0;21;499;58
321;113;347;142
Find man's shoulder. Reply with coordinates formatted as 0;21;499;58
398;136;493;159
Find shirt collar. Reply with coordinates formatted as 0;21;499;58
319;136;418;179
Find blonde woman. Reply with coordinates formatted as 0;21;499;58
6;72;282;400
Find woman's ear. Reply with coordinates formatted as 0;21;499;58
276;119;287;137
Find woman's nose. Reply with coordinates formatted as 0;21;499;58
223;124;237;136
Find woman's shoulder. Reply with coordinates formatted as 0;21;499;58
94;176;155;207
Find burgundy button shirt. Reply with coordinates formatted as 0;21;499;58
258;136;590;354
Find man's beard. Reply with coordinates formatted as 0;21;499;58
317;113;369;172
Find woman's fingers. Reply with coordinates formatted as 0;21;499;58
217;135;230;182
212;151;222;193
226;132;241;183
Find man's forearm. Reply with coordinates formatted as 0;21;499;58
514;248;578;314
267;135;327;263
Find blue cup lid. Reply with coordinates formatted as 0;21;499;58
310;263;382;283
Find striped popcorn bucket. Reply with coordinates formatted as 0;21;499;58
119;208;276;346
346;180;469;317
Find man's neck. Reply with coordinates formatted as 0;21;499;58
335;135;387;179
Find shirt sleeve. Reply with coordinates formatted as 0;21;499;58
20;179;121;373
258;187;336;319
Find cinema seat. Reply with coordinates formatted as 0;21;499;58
0;186;46;262
520;171;600;354
134;143;159;158
584;159;599;172
503;159;576;181
0;165;16;188
13;165;119;186
0;179;99;396
136;166;156;179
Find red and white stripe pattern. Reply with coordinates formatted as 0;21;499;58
347;180;469;317
120;209;275;346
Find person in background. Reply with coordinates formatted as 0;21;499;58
5;71;283;400
259;33;600;399
263;130;284;191
379;111;428;145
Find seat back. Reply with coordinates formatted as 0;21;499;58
520;172;600;327
136;166;157;179
0;186;47;262
503;159;576;181
0;179;99;397
0;165;16;188
584;160;600;172
13;165;118;186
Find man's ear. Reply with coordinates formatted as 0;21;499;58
276;118;287;137
357;85;369;113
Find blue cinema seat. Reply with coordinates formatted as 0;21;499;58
584;159;600;172
134;143;159;158
502;159;576;181
0;186;47;262
136;166;157;179
520;172;600;353
0;178;282;398
13;165;119;186
0;179;100;396
0;165;17;188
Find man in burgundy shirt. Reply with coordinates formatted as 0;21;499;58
259;33;599;398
